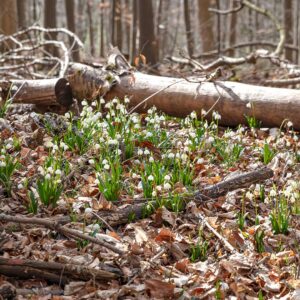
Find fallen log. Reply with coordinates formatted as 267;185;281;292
0;78;73;107
0;257;121;285
68;63;300;129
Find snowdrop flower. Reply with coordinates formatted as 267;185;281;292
47;166;54;174
45;173;51;180
245;191;253;200
11;85;18;91
156;185;162;192
81;100;88;106
163;182;171;190
144;149;150;155
190;111;197;119
246;102;251;108
269;189;277;197
84;207;93;215
148;175;154;181
124;97;130;104
112;98;118;104
55;169;62;176
95;144;100;150
197;158;204;164
137;148;143;156
94;178;99;185
164;175;171;181
17;183;24;189
91;101;97;107
201;109;207;116
0;161;6;167
287;121;293;128
149;156;154;163
5;143;12;150
212;111;221;120
207;136;215;144
152;190;157;197
104;164;110;170
100;98;105;104
168;152;175;159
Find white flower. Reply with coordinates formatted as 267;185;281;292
124;97;130;104
84;207;93;215
55;169;62;176
156;185;162;192
269;189;277;197
148;175;154;181
17;183;23;189
91;101;97;107
149;156;154;163
144;149;150;155
64;112;71;118
37;166;44;174
197;158;204;164
137;148;143;156
212;111;221;120
163;182;171;190
104;164;110;170
94;178;99;185
132;173;139;179
152;190;157;197
246;102;251;108
164;175;171;181
100;98;105;104
5;143;12;150
201;109;207;116
168;153;175;159
112;98;118;104
45;173;51;180
47;166;54;174
102;159;108;165
207;136;215;144
81;100;88;106
190;111;197;119
11;85;18;91
245;191;253;200
95;144;100;150
287;121;293;128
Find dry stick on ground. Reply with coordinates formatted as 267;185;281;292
0;214;124;255
0;257;121;284
93;167;274;227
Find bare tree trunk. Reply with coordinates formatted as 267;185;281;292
115;0;122;51
284;0;293;61
228;0;237;57
215;0;221;54
86;0;95;56
77;0;86;42
198;0;215;52
156;0;163;60
44;0;59;57
16;0;27;28
99;0;105;57
138;0;158;65
183;0;194;57
65;0;80;62
295;0;300;64
111;0;116;45
124;0;131;55
0;0;18;35
130;0;138;63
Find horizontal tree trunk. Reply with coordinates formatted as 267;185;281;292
68;63;300;129
106;73;300;129
0;78;73;107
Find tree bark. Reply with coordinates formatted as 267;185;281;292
44;0;59;57
0;78;73;107
228;0;237;57
65;0;81;62
16;0;27;28
138;0;158;65
198;0;215;52
0;0;17;35
284;0;294;62
183;0;194;57
130;0;138;63
68;63;300;129
86;0;95;56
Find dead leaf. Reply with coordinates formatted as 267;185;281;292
155;228;175;243
145;279;175;299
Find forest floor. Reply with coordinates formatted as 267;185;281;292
0;98;299;299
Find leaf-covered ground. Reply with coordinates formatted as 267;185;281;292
0;99;299;299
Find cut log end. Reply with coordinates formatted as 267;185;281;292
55;78;73;107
